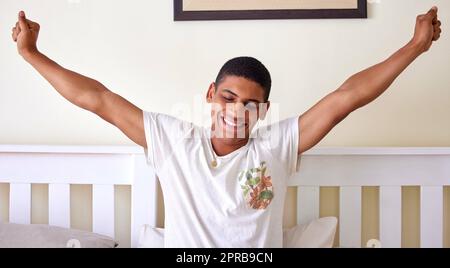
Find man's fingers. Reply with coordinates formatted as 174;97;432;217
17;10;29;32
433;25;442;41
433;28;442;41
27;19;40;31
15;11;40;34
15;22;21;34
12;26;19;41
434;22;442;34
427;6;438;16
426;6;438;22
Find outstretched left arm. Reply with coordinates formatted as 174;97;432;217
298;6;442;155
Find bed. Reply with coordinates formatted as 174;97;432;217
0;145;449;248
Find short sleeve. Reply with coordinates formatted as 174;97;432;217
142;111;193;172
256;116;300;177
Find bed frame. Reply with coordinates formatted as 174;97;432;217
0;145;157;248
1;145;449;248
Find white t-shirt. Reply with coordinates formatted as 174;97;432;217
143;111;300;248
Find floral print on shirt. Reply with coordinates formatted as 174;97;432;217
238;161;274;209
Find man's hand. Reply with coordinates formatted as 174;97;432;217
411;6;442;53
11;11;40;57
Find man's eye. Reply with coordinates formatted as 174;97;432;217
223;96;234;101
245;103;258;110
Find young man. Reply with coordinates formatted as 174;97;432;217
11;7;441;247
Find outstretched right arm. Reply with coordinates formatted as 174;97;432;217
12;11;146;148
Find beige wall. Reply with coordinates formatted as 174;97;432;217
1;0;449;146
1;0;449;247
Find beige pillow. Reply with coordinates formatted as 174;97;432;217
0;222;117;248
283;217;338;248
138;217;338;248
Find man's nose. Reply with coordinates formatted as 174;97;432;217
226;102;246;117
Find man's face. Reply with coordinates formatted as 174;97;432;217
207;75;269;141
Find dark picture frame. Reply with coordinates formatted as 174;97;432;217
174;0;367;21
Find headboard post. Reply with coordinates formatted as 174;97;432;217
130;154;158;247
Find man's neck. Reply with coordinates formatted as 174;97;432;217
210;136;249;157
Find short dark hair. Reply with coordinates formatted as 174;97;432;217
215;56;271;101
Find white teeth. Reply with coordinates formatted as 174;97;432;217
224;117;237;126
223;116;244;127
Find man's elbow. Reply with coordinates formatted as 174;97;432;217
333;89;361;123
76;83;108;113
338;80;375;110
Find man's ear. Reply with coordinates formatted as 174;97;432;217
206;82;216;103
258;101;270;120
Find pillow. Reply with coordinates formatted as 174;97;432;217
0;222;118;248
138;217;338;248
283;217;338;248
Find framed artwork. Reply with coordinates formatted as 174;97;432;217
174;0;367;21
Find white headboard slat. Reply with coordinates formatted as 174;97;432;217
93;184;115;238
420;186;443;248
339;186;362;248
379;186;402;248
296;186;319;225
48;183;70;228
131;154;158;248
9;183;31;224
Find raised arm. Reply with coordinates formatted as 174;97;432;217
11;11;147;148
298;7;441;154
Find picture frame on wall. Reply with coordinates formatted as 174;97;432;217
174;0;367;21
